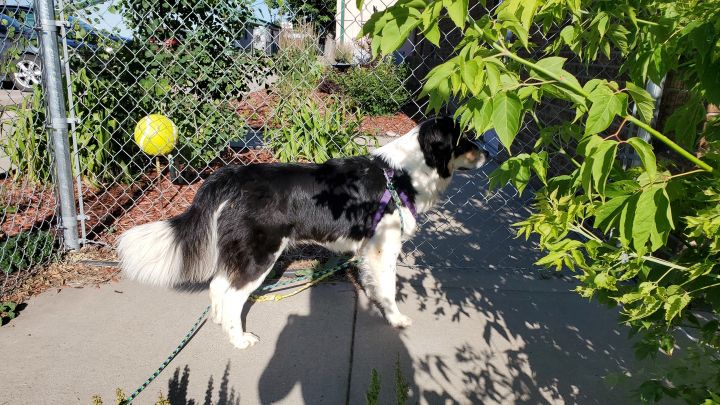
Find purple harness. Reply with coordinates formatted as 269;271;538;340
370;169;417;235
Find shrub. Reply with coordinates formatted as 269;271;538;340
265;96;375;163
0;65;150;186
0;301;18;325
166;94;247;172
362;0;720;401
0;230;55;275
274;22;324;96
71;65;151;186
333;58;410;116
1;87;49;183
92;388;169;405
334;42;354;64
365;356;409;405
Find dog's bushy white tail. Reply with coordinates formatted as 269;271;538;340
117;201;228;287
117;220;184;287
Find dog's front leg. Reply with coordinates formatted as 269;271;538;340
360;226;412;328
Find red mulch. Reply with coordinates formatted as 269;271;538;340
0;175;150;240
98;148;277;245
234;90;417;136
234;90;281;128
1;148;276;245
0;179;56;238
360;113;418;137
98;176;200;245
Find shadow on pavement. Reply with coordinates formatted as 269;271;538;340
165;362;240;405
258;285;415;404
392;165;636;403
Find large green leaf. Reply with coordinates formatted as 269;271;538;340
625;82;655;124
650;186;674;251
627;137;657;181
422;2;442;47
618;192;639;247
582;79;605;96
485;63;501;95
421;62;456;97
461;59;484;95
577;134;604;157
664;292;691;322
591;140;618;195
492;91;522;152
594;194;631;233
664;96;706;151
444;0;468;30
519;0;538;30
380;18;402;55
632;186;662;252
531;151;548;184
473;98;493;133
594;272;617;290
424;22;440;45
627;296;663;321
379;9;420;55
585;85;626;136
489;152;548;194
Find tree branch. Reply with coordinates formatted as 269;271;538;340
488;40;714;172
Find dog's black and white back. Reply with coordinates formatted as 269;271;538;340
118;117;487;349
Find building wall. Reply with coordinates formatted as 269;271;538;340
335;0;394;45
334;0;415;64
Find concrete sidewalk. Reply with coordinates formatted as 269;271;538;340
0;265;637;404
0;171;640;404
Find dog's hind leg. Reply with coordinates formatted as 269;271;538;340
220;237;289;349
209;275;230;324
360;223;412;328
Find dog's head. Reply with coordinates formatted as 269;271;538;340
417;116;489;178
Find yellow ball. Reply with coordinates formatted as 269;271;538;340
133;114;178;156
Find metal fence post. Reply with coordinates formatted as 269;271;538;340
34;0;79;250
627;78;666;167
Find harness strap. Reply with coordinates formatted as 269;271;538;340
371;189;393;232
370;169;417;236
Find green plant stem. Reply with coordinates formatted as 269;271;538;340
493;42;588;97
557;146;582;168
570;223;690;271
635;18;660;27
667;169;706;180
655;266;676;284
626;115;714;172
490;40;714;172
571;224;603;243
688;282;720;294
631;253;689;271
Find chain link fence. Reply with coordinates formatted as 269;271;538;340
0;0;646;299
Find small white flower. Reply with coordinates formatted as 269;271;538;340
619;252;630;264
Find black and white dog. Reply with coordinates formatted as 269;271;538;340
118;116;488;349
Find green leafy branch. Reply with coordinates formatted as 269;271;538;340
358;0;720;401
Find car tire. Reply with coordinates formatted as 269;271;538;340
12;54;42;92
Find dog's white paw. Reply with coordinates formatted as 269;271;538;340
230;332;259;350
388;313;413;328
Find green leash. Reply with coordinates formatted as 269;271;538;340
124;258;358;403
125;304;211;403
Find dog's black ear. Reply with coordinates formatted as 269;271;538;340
418;117;455;178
